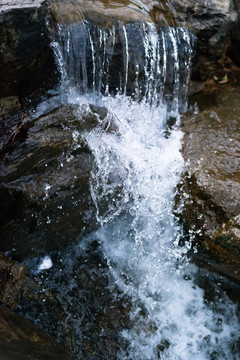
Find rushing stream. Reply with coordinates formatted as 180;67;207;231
19;7;240;360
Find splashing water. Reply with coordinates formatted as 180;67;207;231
22;16;240;360
77;94;240;360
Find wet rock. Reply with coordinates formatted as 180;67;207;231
177;87;240;281
0;96;23;147
0;97;20;120
0;304;67;360
50;0;171;26
0;0;56;98
169;0;238;82
18;238;131;359
0;253;27;308
0;101;118;259
228;0;240;67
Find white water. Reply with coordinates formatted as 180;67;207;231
68;94;239;360
25;17;240;359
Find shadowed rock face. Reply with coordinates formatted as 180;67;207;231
0;0;57;98
229;0;240;67
177;87;240;281
0;304;67;360
0;251;67;359
0;252;27;308
0;100;120;260
167;0;238;82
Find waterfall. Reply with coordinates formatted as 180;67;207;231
23;15;240;360
52;20;193;116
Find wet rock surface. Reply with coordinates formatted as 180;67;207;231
0;304;67;360
18;238;130;359
228;0;240;66
0;251;67;359
178;87;240;281
0;101;119;259
0;0;56;98
168;0;238;82
0;252;26;308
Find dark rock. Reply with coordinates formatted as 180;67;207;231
169;0;238;82
228;0;240;67
0;100;120;259
0;304;67;360
0;101;120;259
0;0;57;98
0;97;20;120
18;238;131;359
177;87;240;281
0;96;23;147
0;252;26;308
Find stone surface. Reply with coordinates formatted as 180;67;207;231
228;0;240;66
169;0;238;82
0;99;120;259
0;0;56;97
18;239;131;359
50;0;171;26
0;304;67;360
0;252;27;308
177;87;240;281
0;102;113;259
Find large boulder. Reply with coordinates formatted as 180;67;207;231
0;0;56;98
0;101;119;259
177;87;240;281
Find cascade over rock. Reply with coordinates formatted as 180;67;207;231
0;1;240;359
0;0;239;100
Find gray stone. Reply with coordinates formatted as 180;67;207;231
169;0;238;81
177;87;240;281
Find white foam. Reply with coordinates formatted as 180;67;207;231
38;256;53;272
76;93;240;360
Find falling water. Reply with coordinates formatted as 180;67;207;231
22;15;240;360
52;20;192;115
